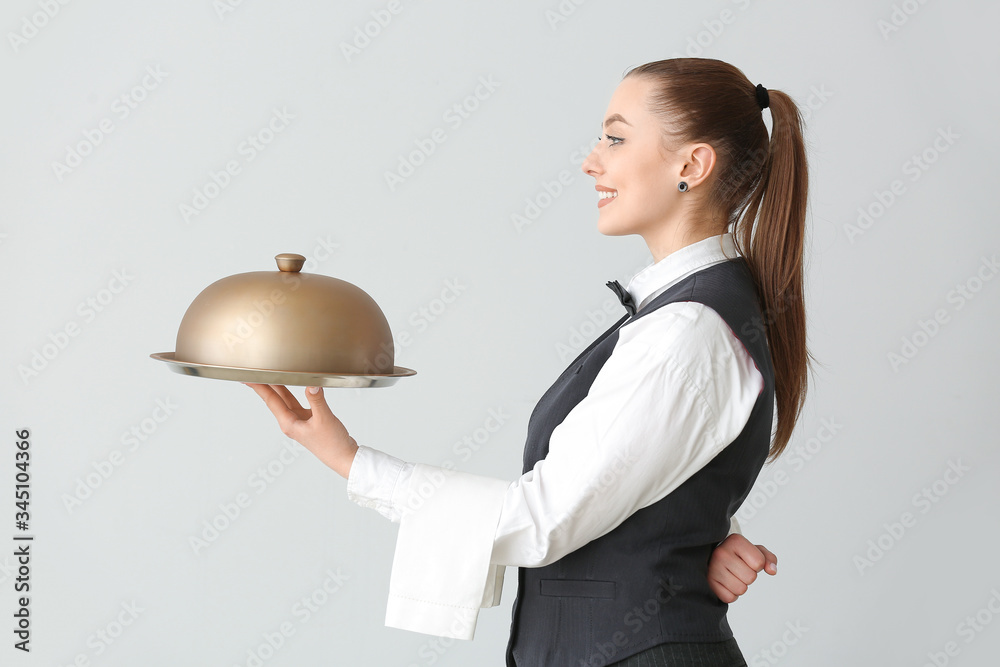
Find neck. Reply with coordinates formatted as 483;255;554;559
644;227;720;263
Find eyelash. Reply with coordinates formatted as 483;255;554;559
598;134;624;146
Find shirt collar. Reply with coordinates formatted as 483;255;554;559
625;233;740;312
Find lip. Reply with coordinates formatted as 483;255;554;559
596;185;618;208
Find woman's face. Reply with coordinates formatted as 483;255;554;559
581;76;690;240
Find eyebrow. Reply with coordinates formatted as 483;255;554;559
603;113;632;129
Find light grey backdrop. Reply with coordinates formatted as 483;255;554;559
3;0;998;665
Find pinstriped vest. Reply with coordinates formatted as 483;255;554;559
505;257;775;667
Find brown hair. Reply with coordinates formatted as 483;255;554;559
624;58;815;462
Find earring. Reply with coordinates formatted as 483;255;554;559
677;181;689;192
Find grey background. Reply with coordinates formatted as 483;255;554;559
2;0;998;665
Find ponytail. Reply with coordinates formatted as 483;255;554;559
736;88;814;461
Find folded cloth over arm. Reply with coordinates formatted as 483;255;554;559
348;450;511;640
385;464;511;640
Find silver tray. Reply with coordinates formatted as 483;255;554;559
150;352;416;388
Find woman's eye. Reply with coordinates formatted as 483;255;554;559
602;134;623;146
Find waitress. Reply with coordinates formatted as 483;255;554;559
248;56;809;667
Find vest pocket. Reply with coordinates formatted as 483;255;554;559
538;578;616;598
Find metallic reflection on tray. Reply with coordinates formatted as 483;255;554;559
149;352;415;388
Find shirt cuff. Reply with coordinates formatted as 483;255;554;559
346;444;414;523
728;515;743;536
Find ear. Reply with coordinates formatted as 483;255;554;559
679;143;718;190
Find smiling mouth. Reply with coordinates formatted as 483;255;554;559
598;190;618;207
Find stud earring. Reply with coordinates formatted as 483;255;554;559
678;181;689;192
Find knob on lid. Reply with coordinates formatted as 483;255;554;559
274;253;306;272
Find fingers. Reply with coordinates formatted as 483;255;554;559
244;383;299;434
732;537;767;572
757;544;778;575
708;579;738;604
304;386;334;418
733;539;780;576
708;568;746;603
244;382;278;403
724;553;759;586
708;552;759;603
707;535;779;604
715;534;765;571
269;384;306;413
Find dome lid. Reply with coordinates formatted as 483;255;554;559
150;253;415;388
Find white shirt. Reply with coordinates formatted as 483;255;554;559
345;232;764;640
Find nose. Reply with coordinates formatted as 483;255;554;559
581;142;602;178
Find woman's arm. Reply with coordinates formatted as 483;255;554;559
315;303;762;568
244;386;778;601
248;304;768;572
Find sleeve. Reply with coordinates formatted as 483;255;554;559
346;444;414;524
344;303;762;638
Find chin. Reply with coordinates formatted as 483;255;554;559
597;212;636;237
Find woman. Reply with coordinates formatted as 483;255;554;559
248;57;810;666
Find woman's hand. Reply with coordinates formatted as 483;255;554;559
707;533;778;603
244;383;358;479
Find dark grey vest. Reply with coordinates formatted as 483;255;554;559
505;257;775;667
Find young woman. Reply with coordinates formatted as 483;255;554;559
248;57;810;667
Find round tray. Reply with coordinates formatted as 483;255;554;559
150;352;416;388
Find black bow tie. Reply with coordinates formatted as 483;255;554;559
606;279;637;316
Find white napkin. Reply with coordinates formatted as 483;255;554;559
384;462;511;640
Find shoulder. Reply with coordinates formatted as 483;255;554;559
617;302;761;395
619;301;738;358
